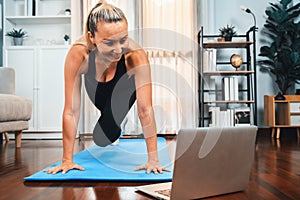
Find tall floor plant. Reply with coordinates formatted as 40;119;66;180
259;0;300;96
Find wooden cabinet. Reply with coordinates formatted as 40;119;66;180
264;95;300;139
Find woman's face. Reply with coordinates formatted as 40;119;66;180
90;19;129;63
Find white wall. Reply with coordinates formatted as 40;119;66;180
198;0;280;126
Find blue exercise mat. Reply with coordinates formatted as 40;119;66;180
24;137;173;181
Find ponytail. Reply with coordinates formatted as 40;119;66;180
85;2;127;48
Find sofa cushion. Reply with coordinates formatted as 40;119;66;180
0;121;29;133
0;94;32;121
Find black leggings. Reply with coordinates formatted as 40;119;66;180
93;91;136;147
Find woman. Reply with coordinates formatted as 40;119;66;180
45;1;169;174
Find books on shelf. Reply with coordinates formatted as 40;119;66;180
223;77;230;100
27;0;36;16
222;77;238;101
203;76;216;102
209;106;251;127
203;48;216;72
209;107;234;127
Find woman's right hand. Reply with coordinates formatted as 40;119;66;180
44;161;84;174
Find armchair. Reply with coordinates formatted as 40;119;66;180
0;67;32;148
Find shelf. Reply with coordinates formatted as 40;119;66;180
199;26;257;127
203;71;254;76
204;100;254;104
203;41;253;48
6;15;71;25
216;61;247;65
290;112;300;115
5;45;71;50
274;100;289;103
269;125;300;128
272;95;300;102
203;89;249;93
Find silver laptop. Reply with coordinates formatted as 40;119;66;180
136;126;257;200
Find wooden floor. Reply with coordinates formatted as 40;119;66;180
1;128;300;200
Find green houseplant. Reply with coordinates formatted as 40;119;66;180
5;28;28;46
219;24;237;41
259;0;300;97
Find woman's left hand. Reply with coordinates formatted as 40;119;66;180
134;160;171;174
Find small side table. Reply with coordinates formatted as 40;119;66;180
270;126;300;139
264;95;300;139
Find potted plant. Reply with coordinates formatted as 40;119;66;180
5;28;28;46
219;24;237;41
259;0;300;99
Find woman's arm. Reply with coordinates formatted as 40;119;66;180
45;44;87;174
126;48;170;174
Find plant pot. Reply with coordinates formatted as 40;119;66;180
224;36;232;41
274;92;286;100
13;38;23;46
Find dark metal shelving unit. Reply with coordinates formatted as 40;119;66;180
197;26;257;127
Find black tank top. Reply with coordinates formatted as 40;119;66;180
84;50;136;112
84;50;137;146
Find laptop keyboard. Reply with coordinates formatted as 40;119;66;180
155;189;171;197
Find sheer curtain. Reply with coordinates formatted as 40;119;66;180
123;0;198;134
141;0;198;133
197;0;216;34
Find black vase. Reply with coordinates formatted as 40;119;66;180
274;92;286;100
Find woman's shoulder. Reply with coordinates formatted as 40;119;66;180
125;39;149;69
65;39;90;75
68;42;88;61
125;49;148;62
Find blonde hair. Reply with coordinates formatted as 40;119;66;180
85;1;127;48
